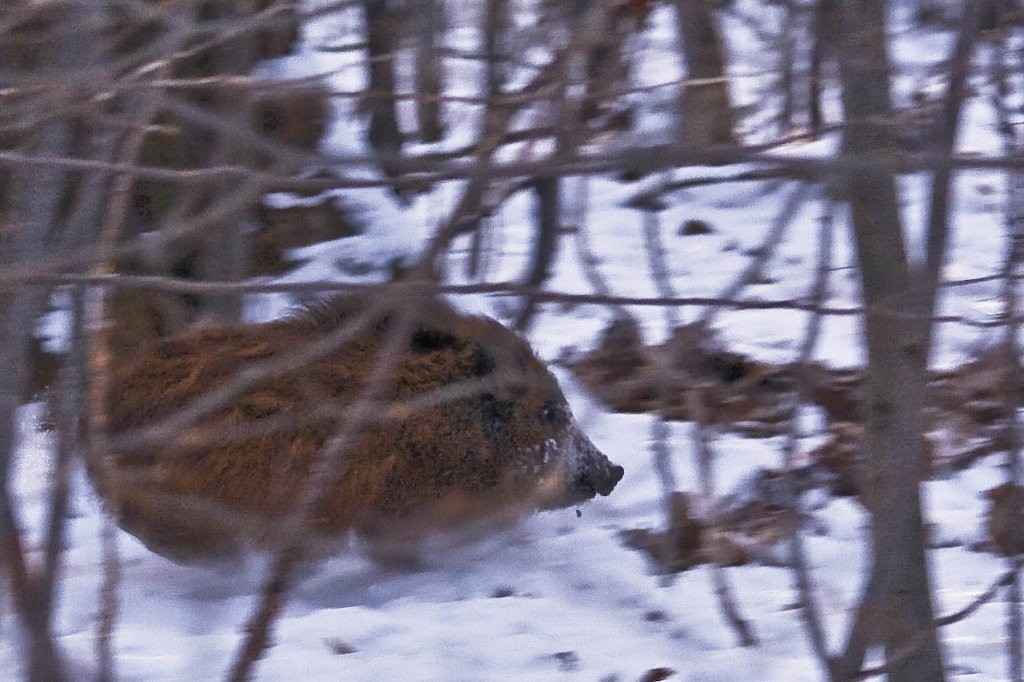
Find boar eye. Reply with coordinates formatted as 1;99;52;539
540;402;567;427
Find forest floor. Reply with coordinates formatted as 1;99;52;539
2;2;1020;681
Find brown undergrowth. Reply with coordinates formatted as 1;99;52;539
571;316;1022;571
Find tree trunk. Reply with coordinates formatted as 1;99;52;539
204;2;262;324
834;2;946;680
413;0;445;143
363;0;405;196
673;0;735;146
0;3;91;677
514;178;561;332
809;0;837;136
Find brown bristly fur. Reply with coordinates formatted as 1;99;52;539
95;293;592;562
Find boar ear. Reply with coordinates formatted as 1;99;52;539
410;325;459;353
473;343;531;404
472;344;497;377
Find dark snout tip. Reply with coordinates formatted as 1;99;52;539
587;463;623;497
557;462;623;508
602;464;625;495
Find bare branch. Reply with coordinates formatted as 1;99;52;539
780;201;836;675
699;182;816;326
224;289;424;681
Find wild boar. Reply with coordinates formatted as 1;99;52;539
91;292;623;562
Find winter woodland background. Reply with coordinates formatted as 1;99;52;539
2;0;1024;680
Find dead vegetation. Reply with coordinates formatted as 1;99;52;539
574;316;1024;570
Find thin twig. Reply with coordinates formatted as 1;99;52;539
95;518;120;682
416;46;567;274
624;166;823;208
84;50;180;680
0;5;96;678
686;386;758;647
849;560;1022;682
570;176;622;308
15;132;1024;197
105;301;380;456
911;0;979;371
640;190;679;330
224;289;422;682
37;289;85;617
936;563;1023;628
638;169;757;644
779;201;835;674
0;492;65;681
640;178;683;555
992;25;1024;682
700;181;815;326
118;373;503;461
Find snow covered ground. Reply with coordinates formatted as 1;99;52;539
2;2;1021;681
